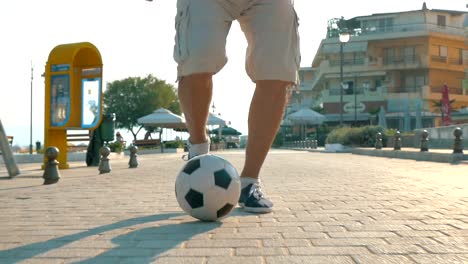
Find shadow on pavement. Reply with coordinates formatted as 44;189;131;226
0;213;195;263
76;220;221;263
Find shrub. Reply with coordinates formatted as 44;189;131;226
326;125;387;147
164;140;184;148
108;141;124;153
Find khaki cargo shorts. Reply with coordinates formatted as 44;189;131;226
173;0;301;85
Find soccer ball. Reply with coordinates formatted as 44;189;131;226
175;154;241;221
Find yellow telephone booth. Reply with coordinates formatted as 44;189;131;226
44;42;103;169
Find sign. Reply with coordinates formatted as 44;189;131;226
81;78;101;128
344;102;366;113
50;74;70;127
51;64;70;72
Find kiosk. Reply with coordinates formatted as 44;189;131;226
44;42;103;169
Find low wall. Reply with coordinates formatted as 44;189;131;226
386;124;468;149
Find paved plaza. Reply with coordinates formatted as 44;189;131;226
0;149;467;264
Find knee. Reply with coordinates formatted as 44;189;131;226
179;73;213;87
256;80;292;98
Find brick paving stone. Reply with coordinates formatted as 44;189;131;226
288;246;370;255
1;150;467;263
265;255;355;264
353;254;416;264
207;256;263;264
408;254;468;264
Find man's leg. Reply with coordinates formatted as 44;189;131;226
241;80;289;179
178;73;213;158
238;80;290;213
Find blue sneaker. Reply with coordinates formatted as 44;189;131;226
238;183;273;213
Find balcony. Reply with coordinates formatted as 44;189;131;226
328;23;465;39
431;55;447;63
329;58;365;67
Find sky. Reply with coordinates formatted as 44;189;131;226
0;0;466;147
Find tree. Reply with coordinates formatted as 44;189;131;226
104;75;180;140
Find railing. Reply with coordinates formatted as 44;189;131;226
449;58;464;65
431;55;447;63
329;58;365;67
430;86;464;95
383;55;419;65
329;23;466;39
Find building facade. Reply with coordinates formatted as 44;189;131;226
290;3;468;131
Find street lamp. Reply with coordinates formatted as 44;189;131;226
29;63;33;155
339;29;350;126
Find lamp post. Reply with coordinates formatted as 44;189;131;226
339;29;350;126
29;63;33;155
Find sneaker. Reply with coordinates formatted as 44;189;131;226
238;183;273;213
182;139;210;160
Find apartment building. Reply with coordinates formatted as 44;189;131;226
290;3;468;131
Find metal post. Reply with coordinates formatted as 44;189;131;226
339;43;344;126
29;63;33;155
0;119;20;178
354;86;357;126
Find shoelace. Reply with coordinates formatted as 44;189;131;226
181;153;190;161
249;183;265;200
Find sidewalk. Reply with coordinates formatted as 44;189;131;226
0;149;467;263
289;146;468;164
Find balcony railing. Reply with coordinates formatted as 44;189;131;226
328;23;465;39
431;55;447;63
383;55;419;65
430;86;464;95
449;58;465;65
329;58;365;67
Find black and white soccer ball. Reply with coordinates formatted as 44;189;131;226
175;154;241;221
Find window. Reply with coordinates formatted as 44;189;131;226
403;46;416;63
455;48;463;65
464;50;468;65
439;46;448;57
437;15;446;27
384;48;396;64
362;18;394;33
344;81;354;95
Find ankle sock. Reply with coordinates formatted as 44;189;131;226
188;139;210;157
241;177;260;189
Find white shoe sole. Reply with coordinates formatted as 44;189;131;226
242;206;273;213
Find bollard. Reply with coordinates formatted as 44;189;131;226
420;129;429;152
453;127;464;154
394;131;401;151
98;146;111;174
43;147;61;185
313;140;318;149
375;132;383;149
129;145;139;168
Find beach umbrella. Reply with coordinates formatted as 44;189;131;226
137;108;186;152
137;108;186;129
210;126;242;136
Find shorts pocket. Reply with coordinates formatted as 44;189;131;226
173;0;191;63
